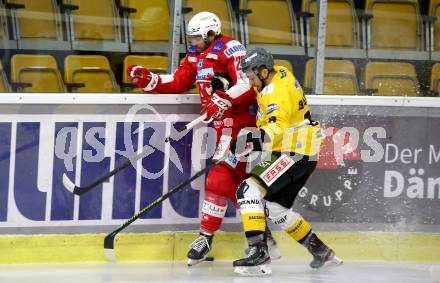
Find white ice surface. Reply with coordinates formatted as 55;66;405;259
0;261;438;283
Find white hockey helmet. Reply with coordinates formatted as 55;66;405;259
187;11;221;40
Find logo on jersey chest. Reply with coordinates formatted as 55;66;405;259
267;103;279;115
212;41;225;53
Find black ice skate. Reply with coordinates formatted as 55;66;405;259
233;242;272;276
244;228;281;260
303;233;343;269
187;233;213;267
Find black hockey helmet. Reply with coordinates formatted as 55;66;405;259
241;48;274;74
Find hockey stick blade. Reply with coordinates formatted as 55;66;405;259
104;248;117;262
62;173;77;194
104;232;117;262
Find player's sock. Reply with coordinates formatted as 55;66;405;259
187;232;213;266
300;232;343;269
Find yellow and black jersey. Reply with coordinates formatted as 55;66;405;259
255;66;322;156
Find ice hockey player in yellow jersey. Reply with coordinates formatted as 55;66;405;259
231;48;342;276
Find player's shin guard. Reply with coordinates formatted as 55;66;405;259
236;179;267;235
284;214;312;242
234;179;271;276
200;194;227;234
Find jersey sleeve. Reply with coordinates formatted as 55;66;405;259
151;56;197;94
220;41;256;105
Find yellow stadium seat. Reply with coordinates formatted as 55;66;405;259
274;59;293;73
124;0;169;45
123;55;168;93
430;63;440;94
0;61;10;92
366;0;420;50
64;55;120;93
240;0;296;45
303;0;358;48
364;61;419;96
10;1;61;40
67;0;122;50
183;0;236;38
11;55;65;93
430;0;440;51
69;0;118;41
304;59;358;95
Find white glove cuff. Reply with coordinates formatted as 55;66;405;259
142;73;159;92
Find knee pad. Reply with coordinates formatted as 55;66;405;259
236;177;267;233
236;177;266;203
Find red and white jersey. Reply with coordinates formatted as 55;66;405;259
149;36;257;129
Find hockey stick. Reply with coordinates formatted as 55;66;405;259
103;158;223;261
62;114;207;196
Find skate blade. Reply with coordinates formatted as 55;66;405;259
312;255;343;270
330;255;343;266
269;249;282;261
187;256;214;267
268;241;281;261
104;248;116;262
234;264;272;276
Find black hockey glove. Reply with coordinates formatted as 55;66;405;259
230;129;267;157
211;72;234;92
